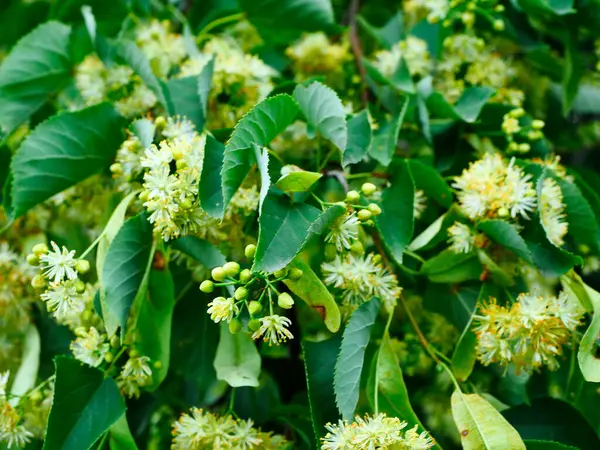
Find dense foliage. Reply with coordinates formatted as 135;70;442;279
1;0;600;448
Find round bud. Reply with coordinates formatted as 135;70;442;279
579;244;591;255
372;254;382;264
494;4;505;11
324;244;337;261
497;207;509;218
29;391;43;402
363;219;375;227
179;198;192;209
278;292;295;309
139;190;149;202
104;352;114;363
154;116;167;129
229;318;243;334
518;143;530;153
234;287;249;300
510;108;525;118
532;119;545;130
248;301;262;315
239;269;252;283
358;209;372;222
367;203;382;216
245;244;257;259
153;360;163;369
274;268;288;279
200;280;214;293
32;243;48;256
346;190;361;203
176;159;188;170
110;336;120;349
31;274;46;290
129;349;139;358
361;183;377;196
76;259;90;274
493;20;505;31
248;318;261;331
109;163;123;174
82;310;92;322
211;267;227;282
223;262;240;277
75;280;86;294
350;241;365;255
26;254;40;266
288;268;303;281
508;142;519;152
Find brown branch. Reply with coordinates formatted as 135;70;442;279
348;0;369;107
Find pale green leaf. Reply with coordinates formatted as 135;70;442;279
408;213;446;251
214;323;261;387
9;324;40;406
276;171;322;193
109;414;138;450
253;144;270;213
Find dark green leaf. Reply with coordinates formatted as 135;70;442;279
220;94;299;216
306;204;346;236
368;99;408;166
334;298;380;420
421;249;482;283
162;77;204;129
199;134;225;217
214;323;261;387
560;179;600;252
171;235;226;269
0;21;72;137
377;160;414;264
9;103;126;218
357;13;403;49
253;193;321;273
294;81;347;151
102;214;154;337
478;220;533;263
523;440;578;450
562;32;582;115
408;160;453;208
342;110;372;167
43;356;125;450
477;250;514;287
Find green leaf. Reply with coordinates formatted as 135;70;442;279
342;110;372;168
503;397;600;449
562;32;582;115
162;77;204;129
136;263;175;390
283;257;341;333
302;336;341;441
408;160;453;208
253;193;321;273
43;356;125;450
276;171;322;193
220;94;299;216
306;204;347;236
451;390;526;450
239;0;335;44
101;214;154;337
334;298;380;421
368;99;408;166
9;324;40;405
368;333;426;431
357;13;403;49
0;21;72;137
560;179;600;252
421;249;482;283
377;160;414;265
171;236;226;269
214;323;261;387
197;57;214;118
131;118;155;148
408;213;446;251
9;103;126;218
199;134;225;217
293;81;347;151
253;144;270;212
109;414;138;450
523;441;578;450
477;250;514;287
477;220;533;264
574;279;600;382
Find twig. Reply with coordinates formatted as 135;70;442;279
348;0;368;106
399;294;441;365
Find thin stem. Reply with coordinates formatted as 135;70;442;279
374;306;395;415
399;294;441;365
564;335;577;399
404;250;425;264
228;387;236;414
318;147;338;172
79;232;104;260
197;12;245;43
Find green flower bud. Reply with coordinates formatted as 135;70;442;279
105;352;114;363
110;336;120;349
235;286;249;300
288;268;303;281
26;254;40;266
350;241;365;255
176;159;188;170
372;254;382;264
76;259;90;274
361;182;377;196
508;141;519;152
223;261;240;277
31;274;47;290
200;280;214;293
153;360;163;369
239;269;252;283
245;244;257;259
367;203;382;216
363;219;375;227
274;268;288;279
493;19;505;31
494;4;505;11
229;318;243;334
518;143;530;153
346;190;360;203
129;349;139;358
154;116;167;129
248;318;261;331
211;267;227;282
32;243;48;256
497;207;509;218
248;301;262;315
75;280;86;294
278;292;295;309
510;108;525;118
29;391;43;402
532;119;545;130
139;190;149;202
179;198;193;209
358;209;372;222
109;163;123;174
324;244;337;261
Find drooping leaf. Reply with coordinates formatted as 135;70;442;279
135;263;175;390
0;21;72;137
421;249;482;283
171;235;226;269
451;390;526;450
294;81;347;151
302;336;341;441
102;214;154;337
408;213;446;251
408;160;453;208
560;178;600;252
214;323;261;387
368;99;408;166
109;414;139;450
334;298;380;421
253;193;321;273
9;324;40;405
43;356;125;450
220;94;299;215
477;220;534;264
343;109;372;167
377;160;414;265
199;134;225;217
275;171;322;194
283;257;341;333
9;103;126;218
